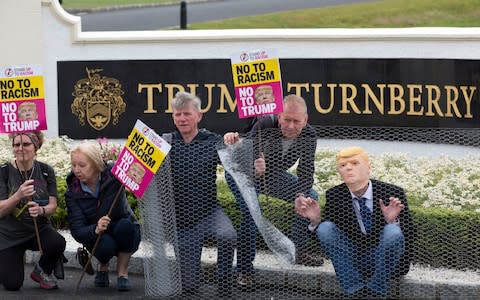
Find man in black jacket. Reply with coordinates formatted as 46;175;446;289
224;94;323;289
169;91;237;297
295;147;415;298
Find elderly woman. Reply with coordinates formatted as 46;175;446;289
65;142;140;292
0;131;66;291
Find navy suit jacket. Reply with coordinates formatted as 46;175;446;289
323;179;416;277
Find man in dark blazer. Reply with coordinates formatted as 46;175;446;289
224;95;323;290
295;147;415;298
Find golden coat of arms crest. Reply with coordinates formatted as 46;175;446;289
71;68;126;130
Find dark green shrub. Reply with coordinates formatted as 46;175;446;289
410;207;480;269
51;179;68;229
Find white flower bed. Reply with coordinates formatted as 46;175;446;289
0;135;122;179
313;148;480;212
4;135;477;211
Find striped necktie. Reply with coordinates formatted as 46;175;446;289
356;197;372;233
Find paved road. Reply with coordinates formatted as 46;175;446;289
76;0;374;31
0;266;146;300
0;264;335;299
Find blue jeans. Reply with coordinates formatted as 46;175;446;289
317;221;405;296
91;218;141;264
176;207;237;291
226;171;317;274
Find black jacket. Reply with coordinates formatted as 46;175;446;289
169;129;223;228
250;116;317;199
323;179;416;277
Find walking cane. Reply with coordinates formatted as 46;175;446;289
32;217;43;255
75;187;124;292
19;150;43;256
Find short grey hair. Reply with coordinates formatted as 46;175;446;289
70;142;105;173
172;91;201;111
283;94;308;115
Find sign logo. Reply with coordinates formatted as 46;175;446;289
71;68;126;130
240;52;249;62
4;68;13;77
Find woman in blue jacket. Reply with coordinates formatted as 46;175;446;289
65;142;140;292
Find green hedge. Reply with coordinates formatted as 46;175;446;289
53;179;480;270
410;207;480;270
51;180;68;229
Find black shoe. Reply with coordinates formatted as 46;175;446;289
236;272;255;291
295;251;324;266
94;271;109;287
117;276;131;292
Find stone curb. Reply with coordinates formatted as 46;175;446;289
25;249;480;299
24;231;480;299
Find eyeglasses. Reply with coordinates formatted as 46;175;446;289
13;142;33;148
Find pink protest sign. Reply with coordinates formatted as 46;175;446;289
112;120;171;198
112;147;155;198
0;64;48;133
235;82;283;118
231;49;283;118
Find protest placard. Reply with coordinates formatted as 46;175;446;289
231;49;283;118
112;119;171;198
0;64;47;133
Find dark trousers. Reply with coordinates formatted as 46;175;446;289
176;207;237;291
87;218;141;264
0;227;66;291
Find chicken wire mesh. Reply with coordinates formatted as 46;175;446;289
138;152;180;297
137;126;480;299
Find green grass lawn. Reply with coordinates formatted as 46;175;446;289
189;0;480;29
61;0;480;28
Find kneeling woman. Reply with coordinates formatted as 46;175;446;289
0;132;66;291
65;142;140;291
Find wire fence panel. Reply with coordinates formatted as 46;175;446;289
138;127;480;299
